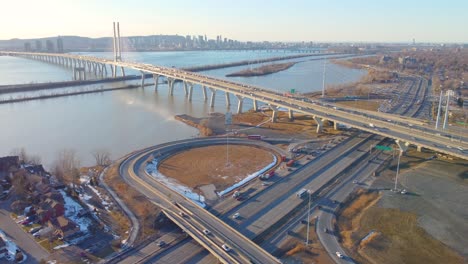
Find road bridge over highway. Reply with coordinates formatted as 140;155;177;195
1;51;467;160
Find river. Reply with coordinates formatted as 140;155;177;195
0;51;365;167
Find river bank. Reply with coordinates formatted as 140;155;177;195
182;53;337;72
0;84;139;104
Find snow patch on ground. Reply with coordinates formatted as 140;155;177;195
80;175;90;184
59;190;93;232
53;243;70;250
146;160;206;208
0;230;27;263
88;185;110;206
218;154;277;196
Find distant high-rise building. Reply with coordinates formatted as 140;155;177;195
35;40;42;51
413;38;416;45
24;42;32;51
46;40;54;52
57;37;64;53
198;35;204;46
204;35;207;42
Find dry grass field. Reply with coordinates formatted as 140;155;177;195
158;145;275;191
337;189;464;264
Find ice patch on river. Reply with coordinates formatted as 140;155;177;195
146;154;277;204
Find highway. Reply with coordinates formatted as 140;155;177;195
119;137;282;264
216;134;376;238
3;51;467;159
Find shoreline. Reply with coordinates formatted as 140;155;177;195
0;84;139;104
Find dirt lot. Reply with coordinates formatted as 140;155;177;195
337;148;468;264
159;145;275;191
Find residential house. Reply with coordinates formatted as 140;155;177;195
0;236;7;259
0;156;19;178
37;198;65;224
24;165;47;177
48;216;79;239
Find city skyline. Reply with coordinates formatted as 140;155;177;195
1;0;468;43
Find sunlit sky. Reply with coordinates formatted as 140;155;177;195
1;0;467;43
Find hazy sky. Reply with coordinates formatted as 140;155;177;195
2;0;467;43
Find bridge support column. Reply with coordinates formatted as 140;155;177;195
270;105;278;123
120;66;125;77
253;99;258;111
153;74;159;91
202;86;207;101
183;82;188;96
236;95;244;114
334;121;339;130
225;92;231;106
102;64;107;77
92;63;98;76
313;116;323;133
188;83;194;101
209;88;216;107
395;140;409;155
140;71;145;88
288;109;294;121
168;78;175;95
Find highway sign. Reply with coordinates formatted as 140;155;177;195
375;145;393;151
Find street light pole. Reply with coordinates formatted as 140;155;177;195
394;152;401;191
435;90;443;129
306;190;311;246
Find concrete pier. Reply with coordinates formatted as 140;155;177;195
270;105;278;123
168;78;175;95
210;88;216;107
202;86;207;101
288;109;294;120
225;92;231;106
153;74;159;91
188;83;193;101
140;71;145;88
236;95;244;114
313;116;323;133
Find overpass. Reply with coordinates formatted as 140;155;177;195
1;51;467;159
120;138;283;264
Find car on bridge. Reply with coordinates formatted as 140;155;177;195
222;244;231;252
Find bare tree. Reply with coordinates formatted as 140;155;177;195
9;147;42;165
52;149;81;191
92;149;111;166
